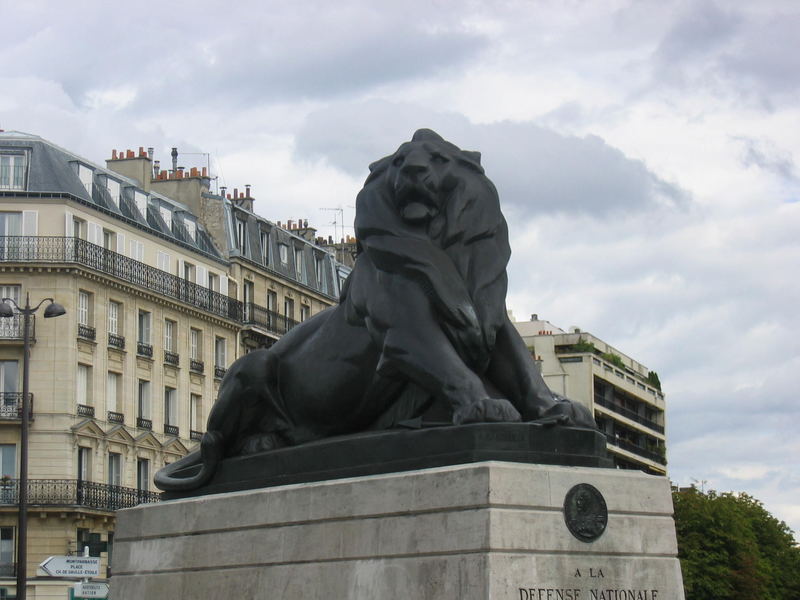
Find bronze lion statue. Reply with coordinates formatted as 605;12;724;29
156;129;596;492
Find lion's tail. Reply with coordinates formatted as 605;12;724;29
154;431;224;492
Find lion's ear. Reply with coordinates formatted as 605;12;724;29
463;151;481;165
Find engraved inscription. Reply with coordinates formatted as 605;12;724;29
564;483;608;542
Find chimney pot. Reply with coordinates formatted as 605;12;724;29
531;314;538;321
147;147;154;159
227;193;231;200
233;188;239;199
245;184;251;197
138;146;145;157
171;147;178;172
202;166;207;177
288;220;294;229
111;149;118;159
127;149;134;159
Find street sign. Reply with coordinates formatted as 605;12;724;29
74;581;109;598
39;555;100;578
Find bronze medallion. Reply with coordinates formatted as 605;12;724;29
564;483;608;542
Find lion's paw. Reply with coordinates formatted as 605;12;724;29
453;398;522;425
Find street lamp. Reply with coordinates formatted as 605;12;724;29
0;294;65;600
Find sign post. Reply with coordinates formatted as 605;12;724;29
40;546;107;599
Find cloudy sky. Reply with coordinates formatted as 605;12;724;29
2;1;798;536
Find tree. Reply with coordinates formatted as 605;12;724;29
673;486;800;599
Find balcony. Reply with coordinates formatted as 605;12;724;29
164;424;179;436
0;313;35;341
594;396;665;434
190;430;203;442
242;302;298;336
0;479;160;511
108;332;125;349
0;236;243;321
214;366;227;380
606;437;666;465
0;392;33;420
77;323;96;341
164;351;180;366
137;341;153;358
107;410;124;424
77;404;95;418
136;417;152;430
189;359;204;374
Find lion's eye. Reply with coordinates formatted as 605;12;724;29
392;155;404;167
430;153;449;164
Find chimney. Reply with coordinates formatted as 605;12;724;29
177;166;185;179
147;147;154;160
171;147;178;172
220;186;226;198
287;220;294;230
202;167;207;177
111;149;118;160
138;146;146;157
531;314;538;321
126;149;134;159
245;184;251;197
153;160;160;177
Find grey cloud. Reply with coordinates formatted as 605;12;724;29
735;136;799;184
295;100;689;217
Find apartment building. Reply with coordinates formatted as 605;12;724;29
512;314;667;476
0;132;344;599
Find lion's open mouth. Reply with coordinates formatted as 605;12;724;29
395;178;439;222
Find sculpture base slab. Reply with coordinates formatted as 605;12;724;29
113;462;685;599
162;422;612;498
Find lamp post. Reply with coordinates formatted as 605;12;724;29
0;293;65;600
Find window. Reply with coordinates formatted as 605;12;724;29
108;452;121;486
208;272;218;292
102;229;116;251
190;394;202;431
72;217;85;239
136;458;150;491
159;206;172;230
108;301;121;335
137;311;151;344
0;212;21;235
315;256;325;291
164;319;176;352
106;178;121;207
260;231;270;265
0;361;18;398
184;218;196;241
0;286;20;338
0;444;16;478
0;527;13;570
183;261;195;283
78;291;91;326
106;372;120;413
214;337;226;368
0;153;26;190
129;239;144;261
279;243;288;265
300;305;310;322
137;380;151;419
77;364;91;406
133;191;148;218
78;164;94;194
236;219;247;253
164;387;177;426
284;298;294;320
294;248;305;282
78;447;91;481
267;290;277;314
157;251;170;273
190;328;202;361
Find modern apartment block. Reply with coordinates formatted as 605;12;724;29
0;131;345;598
512;314;667;476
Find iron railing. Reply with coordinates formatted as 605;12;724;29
164;424;179;436
0;313;35;341
137;342;153;358
164;351;179;366
108;332;125;349
77;404;95;418
0;236;243;321
136;417;152;430
214;366;226;379
594;395;665;434
606;437;666;465
190;430;203;441
107;411;124;424
189;359;204;373
0;392;33;419
242;302;298;336
77;324;96;341
0;479;160;511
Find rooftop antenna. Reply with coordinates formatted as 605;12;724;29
320;207;345;262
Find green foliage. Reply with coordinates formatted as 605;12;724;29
601;351;625;369
572;339;596;353
647;370;662;390
673;487;800;599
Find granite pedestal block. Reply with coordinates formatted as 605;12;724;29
112;463;685;599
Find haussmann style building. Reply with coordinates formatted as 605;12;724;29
0;131;346;599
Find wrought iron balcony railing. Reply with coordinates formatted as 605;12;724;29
594;395;665;434
0;236;243;321
190;430;203;441
136;417;152;430
242;302;299;336
0;478;160;511
214;366;227;379
107;410;124;424
164;424;179;436
0;313;35;341
189;359;204;373
137;341;153;358
606;437;666;465
164;351;179;366
77;404;95;418
0;392;33;420
77;323;96;341
108;332;125;349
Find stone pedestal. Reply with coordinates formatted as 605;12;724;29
112;462;685;599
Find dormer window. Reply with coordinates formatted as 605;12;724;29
77;164;93;194
0;153;26;191
106;178;121;207
236;219;247;253
134;191;148;218
184;218;196;241
159;206;172;229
